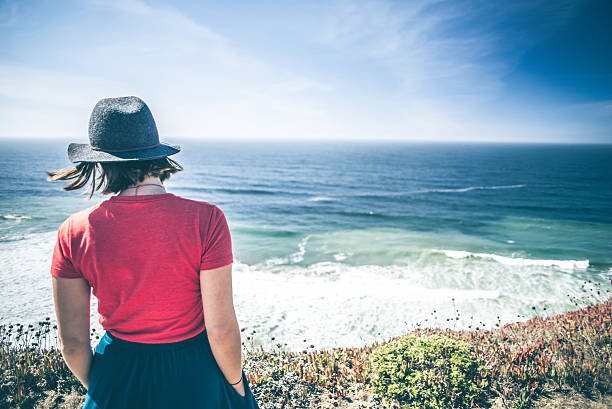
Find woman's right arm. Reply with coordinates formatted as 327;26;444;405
200;263;245;397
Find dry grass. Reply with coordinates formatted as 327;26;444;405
244;296;612;408
1;296;611;408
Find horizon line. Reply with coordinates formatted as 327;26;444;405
1;136;611;145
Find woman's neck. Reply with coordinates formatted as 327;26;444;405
117;177;167;196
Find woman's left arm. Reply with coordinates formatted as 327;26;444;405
52;276;93;389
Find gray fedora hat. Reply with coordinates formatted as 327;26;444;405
67;96;180;163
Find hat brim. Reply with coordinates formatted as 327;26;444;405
67;141;181;163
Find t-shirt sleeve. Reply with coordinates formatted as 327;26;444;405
50;219;82;279
200;205;233;271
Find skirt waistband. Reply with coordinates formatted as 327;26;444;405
103;330;208;352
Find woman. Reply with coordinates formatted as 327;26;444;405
46;96;259;409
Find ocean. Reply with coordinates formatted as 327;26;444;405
1;139;611;351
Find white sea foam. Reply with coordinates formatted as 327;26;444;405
230;256;611;350
230;260;507;349
264;235;310;265
2;229;608;352
421;184;526;194
264;257;287;266
0;230;102;336
438;249;589;271
288;235;310;263
2;214;33;220
308;196;335;202
488;184;526;190
333;252;350;261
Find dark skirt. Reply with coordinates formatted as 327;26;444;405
83;330;260;409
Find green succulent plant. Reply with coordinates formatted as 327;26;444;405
371;334;489;409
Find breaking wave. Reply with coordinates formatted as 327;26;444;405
437;249;589;271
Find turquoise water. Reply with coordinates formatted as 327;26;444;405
0;139;610;350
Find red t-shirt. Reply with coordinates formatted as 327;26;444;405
50;193;233;343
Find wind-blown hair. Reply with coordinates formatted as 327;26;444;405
45;157;183;200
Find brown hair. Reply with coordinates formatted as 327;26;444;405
45;157;184;200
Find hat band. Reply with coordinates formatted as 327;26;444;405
90;143;160;153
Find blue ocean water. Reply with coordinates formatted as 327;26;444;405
1;139;611;350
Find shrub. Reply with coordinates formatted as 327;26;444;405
371;334;489;409
0;321;85;408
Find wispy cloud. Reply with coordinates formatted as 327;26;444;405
315;0;582;101
0;0;608;142
315;1;503;99
563;100;612;117
295;0;592;141
1;0;337;139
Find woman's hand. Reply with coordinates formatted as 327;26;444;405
231;378;246;397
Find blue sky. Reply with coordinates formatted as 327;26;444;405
0;0;610;142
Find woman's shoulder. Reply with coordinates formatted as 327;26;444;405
170;194;226;214
57;202;103;237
